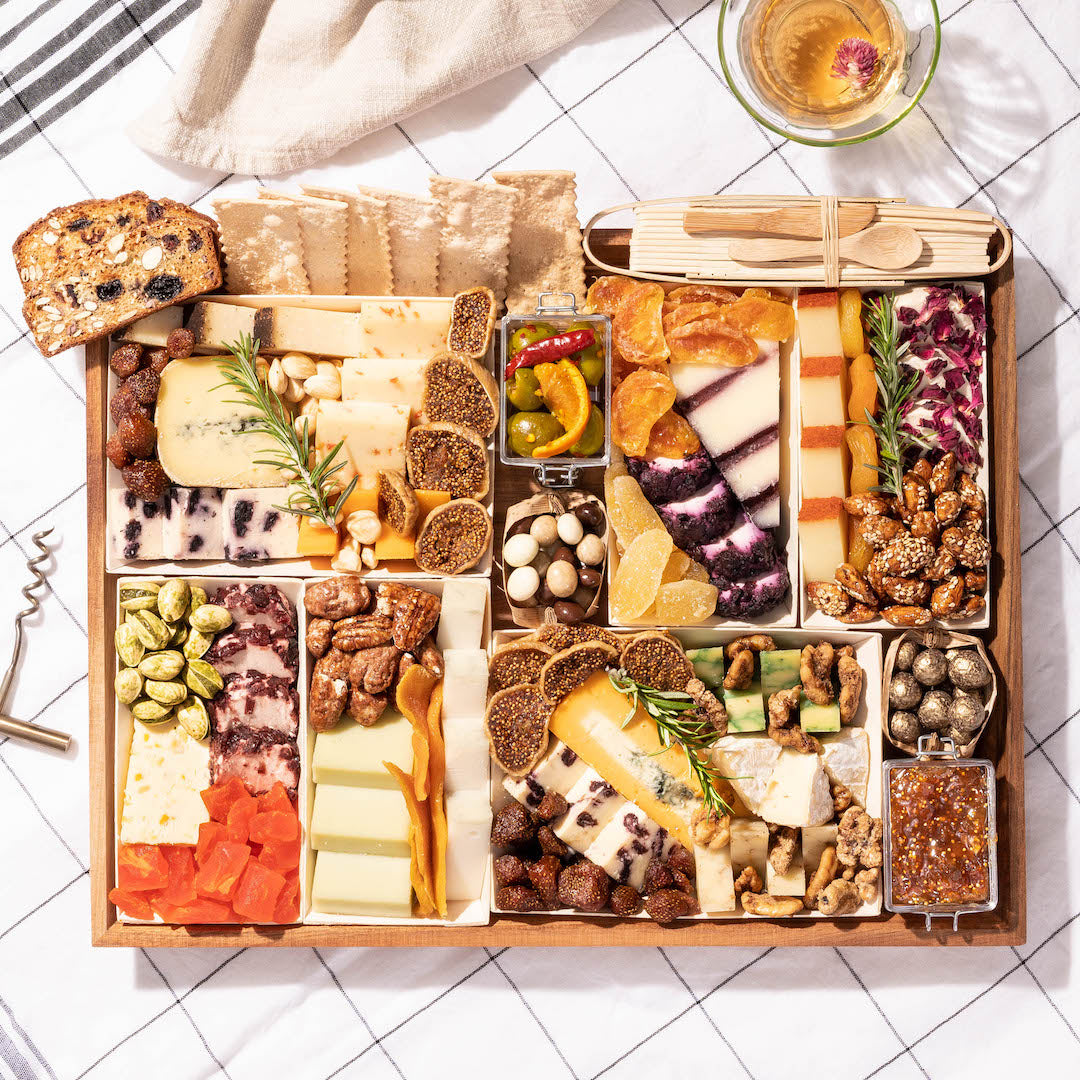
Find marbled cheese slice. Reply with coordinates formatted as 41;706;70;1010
119;720;210;845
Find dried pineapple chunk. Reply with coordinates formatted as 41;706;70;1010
683;558;710;583
660;548;692;584
610;529;673;623
609;474;665;552
654;580;719;624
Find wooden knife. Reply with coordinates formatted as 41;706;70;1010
683;204;876;238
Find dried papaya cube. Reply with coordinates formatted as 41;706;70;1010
610;474;665;551
666;318;758;366
644;408;700;460
846;424;880;495
660;548;692;584
259;833;302;873
196;821;227;866
200;777;250;823
273;871;301;924
718;296;795;341
109;887;153;921
226;792;259;844
232;860;287;923
584;274;638;319
654;580;720;624
158;845;197;907
610;528;674;622
839;288;865;359
667;284;739;306
611;369;677;456
249;810;300;846
154;896;239;924
258;781;294;815
194;839;250;901
117;843;169;892
847;352;878;423
613;282;669;367
661;301;725;335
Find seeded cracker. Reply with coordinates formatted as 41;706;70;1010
414;499;492;575
620;631;694;692
430;176;517;302
213;198;309;294
491;170;587;313
488;641;555;694
356;185;441;296
300;185;393;295
539;641;619;704
258;190;348;294
485;684;553;777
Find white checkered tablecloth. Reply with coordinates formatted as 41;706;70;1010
0;0;1077;1077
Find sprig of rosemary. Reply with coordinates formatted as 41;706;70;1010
607;669;735;818
862;294;925;498
216;334;356;530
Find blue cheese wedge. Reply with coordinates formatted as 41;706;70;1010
222;489;299;560
108;487;167;563
162;487;224;560
119;720;210;845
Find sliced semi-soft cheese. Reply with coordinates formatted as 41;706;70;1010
766;844;806;896
315;400;409;488
756;748;834;827
729;819;768;880
312;850;413;917
553;769;626;852
185;301;268;353
549;671;701;850
443;713;490;794
502;739;589;811
695;843;736;913
584;803;669;892
708;735;783;814
799;497;848;583
162;487;224;560
157;358;285;488
312;711;412;787
819;727;870;807
260;306;365;356
445;788;492;902
120;720;210;845
800;354;846;427
311;785;411;856
801;425;849;500
796;290;844;357
116;305;183;347
441;650;488;722
109;487;166;563
436;579;487;651
801;824;839;871
355;298;452;358
340;356;427;419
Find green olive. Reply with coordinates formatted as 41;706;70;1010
567;320;604;386
508;323;555;356
508;410;565;458
570;405;605;458
505;368;542;411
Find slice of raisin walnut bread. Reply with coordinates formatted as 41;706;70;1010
14;191;222;356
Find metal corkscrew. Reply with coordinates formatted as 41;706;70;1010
0;529;72;751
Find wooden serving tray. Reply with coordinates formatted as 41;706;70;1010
86;229;1025;947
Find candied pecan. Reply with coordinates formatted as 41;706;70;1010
536;791;568;822
957;473;986;514
332;613;394;651
645;888;694;924
494;854;530;889
376;582;441;651
733;866;762;897
723;635;776;658
741;892;803;917
768;826;798;875
818;879;861;916
941;527;990;569
837;602;878;624
557;862;610;912
929;452;957;496
837;807;882;868
934;489;962;525
497;885;543;912
835;563;877;606
843;493;893;517
643;860;674;895
858;515;904;549
837;646;863;726
418;636;444;678
348;644;401;694
346;689;387;726
909;510;940;545
305;576;371;620
665;843;696;880
527;855;562;908
882;605;932;627
309;671;347;732
804;845;839;910
930;575;965;617
799;643;835;705
807;580;851;617
537;825;569;859
491;802;537;848
686;678;728;737
923;547;958;581
316;646;352;681
723;648;755;691
305;617;333;658
882;576;931;606
610;885;644;917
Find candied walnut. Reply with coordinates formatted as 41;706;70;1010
332;613;395;651
610;885;644;917
882;605;932;628
527;855;562;909
934;489;962;525
931;575;965;617
832;782;853;816
308;671;348;732
804;845;839;910
537;825;569;859
807;580;851;617
494;854;530;889
348;645;401;694
686;678;728;736
768;687;821;754
346;688;387;726
818;879;861;916
768;826;798;875
376;583;442;651
858;515;904;549
924;547;958;581
837;645;863;725
724;634;776;659
645;888;695;924
536;791;568;822
306;617;333;658
723;648;755;691
741;892;804;917
836;807;882;869
941;527;990;569
799;643;835;706
855;867;880;904
665;843;696;880
882;576;931;606
842;866;855;881
497;885;543;912
305;576;371;620
835;563;877;607
557;862;610;912
957;473;986;514
837;602;877;624
491;802;537;848
734;866;763;897
691;807;731;852
644;860;674;895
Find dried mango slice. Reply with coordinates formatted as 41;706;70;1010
667;284;739;306
426;682;448;918
397;664;437;800
654;580;719;624
839;288;865;359
611;369;677;456
644;408;700;460
385;761;435;916
610;528;673;622
718;296;795;342
660;548;692;584
666;318;758;366
846;423;880;495
662;301;725;335
848;352;878;423
613;282;670;367
584;274;638;319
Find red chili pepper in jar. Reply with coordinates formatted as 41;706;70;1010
504;328;596;378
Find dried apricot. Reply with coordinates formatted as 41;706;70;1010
839;288;865;359
654;579;719;624
610;529;674;622
644;408;700;460
847;352;878;423
611;369;677;456
609;473;665;551
846;424;880;495
662;302;725;335
584;275;638;319
718;296;795;341
667;284;739;306
666;318;757;366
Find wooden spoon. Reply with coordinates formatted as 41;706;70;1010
728;224;924;270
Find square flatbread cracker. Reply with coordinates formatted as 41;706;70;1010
213;198;309;294
491;170;586;313
300;185;393;295
258;190;347;294
356;185;441;296
429;176;517;302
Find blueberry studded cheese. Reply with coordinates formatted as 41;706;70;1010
108;486;167;563
222;489;300;561
162;487;224;560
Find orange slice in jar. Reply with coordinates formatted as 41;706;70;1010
532;359;591;458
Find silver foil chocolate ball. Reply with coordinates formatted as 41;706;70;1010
889;671;923;711
912;647;948;687
918;689;953;732
889;710;920;744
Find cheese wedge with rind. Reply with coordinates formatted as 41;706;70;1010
819;727;870;807
756;747;834;827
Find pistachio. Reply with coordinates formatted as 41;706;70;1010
132;699;173;722
188;585;208;616
126;609;171;650
189;604;233;634
114;668;144;705
157;579;191;622
114;623;145;667
138;650;185;680
182;628;213;660
176;696;210;740
119;582;160;611
185;658;224;698
170;622;189;647
145;678;189;705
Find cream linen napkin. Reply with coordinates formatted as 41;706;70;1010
128;0;620;174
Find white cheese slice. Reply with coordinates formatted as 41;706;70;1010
221;489;299;560
441;650;488;722
583;802;666;892
315;400;409;488
445;788;491;902
502;739;588;810
757;748;834;828
443;714;490;794
157;358;285;488
312;850;412;917
801;824;839;872
729;819;768;879
766;844;806;896
709;735;783;814
119;720;209;845
312;711;412;788
819;728;870;807
435;579;487;652
353;298;451;358
115;305;183;347
340;356;427;420
694;843;736;913
311;785;411;857
553;769;626;852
